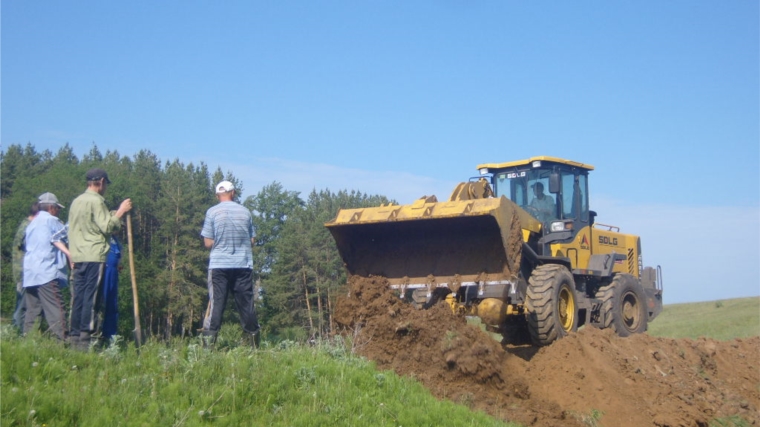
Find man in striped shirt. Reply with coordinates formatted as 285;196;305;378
200;180;260;347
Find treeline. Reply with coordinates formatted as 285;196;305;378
0;143;392;341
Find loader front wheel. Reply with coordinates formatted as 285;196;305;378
526;264;578;346
596;274;648;337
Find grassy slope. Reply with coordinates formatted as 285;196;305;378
2;297;757;427
648;296;760;341
1;329;516;427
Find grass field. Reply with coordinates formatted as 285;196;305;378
647;296;760;341
2;297;757;427
1;327;517;427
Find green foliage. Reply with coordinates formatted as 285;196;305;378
648;297;760;341
0;328;516;427
244;181;304;276
153;160;215;337
262;189;392;339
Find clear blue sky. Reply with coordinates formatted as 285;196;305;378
3;1;758;304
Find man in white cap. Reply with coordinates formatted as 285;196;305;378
200;180;260;347
67;168;132;350
22;192;71;341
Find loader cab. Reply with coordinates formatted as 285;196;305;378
478;156;594;238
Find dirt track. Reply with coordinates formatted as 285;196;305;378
334;276;760;427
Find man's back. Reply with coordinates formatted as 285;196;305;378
24;212;66;287
202;201;254;269
68;189;120;262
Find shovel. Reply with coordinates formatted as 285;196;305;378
126;213;142;348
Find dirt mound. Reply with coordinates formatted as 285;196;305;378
334;276;760;427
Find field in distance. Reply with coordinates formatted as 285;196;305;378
647;296;760;340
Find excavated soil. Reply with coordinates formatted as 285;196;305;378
334;276;760;427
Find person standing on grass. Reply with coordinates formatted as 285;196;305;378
22;193;71;341
67;168;132;350
12;202;39;333
200;180;260;348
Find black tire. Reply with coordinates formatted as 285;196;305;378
526;264;578;346
596;274;648;337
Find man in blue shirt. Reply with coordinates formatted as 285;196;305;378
23;192;71;341
200;180;260;347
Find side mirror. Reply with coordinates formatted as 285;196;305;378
589;210;597;225
548;172;561;194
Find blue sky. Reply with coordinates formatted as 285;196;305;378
3;1;758;304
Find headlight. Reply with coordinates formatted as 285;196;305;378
550;221;572;232
479;167;489;175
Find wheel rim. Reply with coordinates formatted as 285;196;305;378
621;291;642;331
558;285;576;332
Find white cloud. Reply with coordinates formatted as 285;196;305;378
215;157;460;205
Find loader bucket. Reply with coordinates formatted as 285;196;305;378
325;196;525;288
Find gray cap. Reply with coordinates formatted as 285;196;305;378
38;192;65;208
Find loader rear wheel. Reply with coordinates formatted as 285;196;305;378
596;274;648;337
526;264;578;346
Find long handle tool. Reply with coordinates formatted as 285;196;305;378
127;213;142;348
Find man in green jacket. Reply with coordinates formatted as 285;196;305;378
67;168;132;350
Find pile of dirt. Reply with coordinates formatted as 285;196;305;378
334;276;760;427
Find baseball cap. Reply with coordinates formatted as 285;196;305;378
215;181;235;194
38;192;65;208
86;168;112;184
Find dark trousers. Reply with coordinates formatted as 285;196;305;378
204;268;259;335
23;280;66;341
70;262;104;337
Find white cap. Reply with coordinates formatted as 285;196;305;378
215;181;235;194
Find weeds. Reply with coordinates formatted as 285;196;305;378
710;415;752;427
442;330;458;351
572;408;605;427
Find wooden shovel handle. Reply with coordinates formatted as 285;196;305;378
127;213;142;346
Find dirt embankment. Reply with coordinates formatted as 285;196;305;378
334;276;760;427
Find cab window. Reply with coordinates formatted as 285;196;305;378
559;172;589;221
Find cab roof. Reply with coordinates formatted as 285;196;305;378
476;156;595;171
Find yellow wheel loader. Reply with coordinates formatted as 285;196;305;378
325;156;663;346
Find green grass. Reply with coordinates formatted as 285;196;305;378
1;326;517;427
648;297;760;340
3;297;757;427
